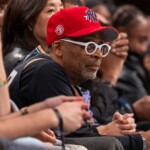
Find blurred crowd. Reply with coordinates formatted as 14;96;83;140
1;0;150;150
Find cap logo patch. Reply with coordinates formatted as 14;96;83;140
84;9;99;22
55;25;64;35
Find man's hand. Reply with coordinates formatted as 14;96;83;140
112;112;136;135
97;112;136;136
101;32;129;85
111;32;129;59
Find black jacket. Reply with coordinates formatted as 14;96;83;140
116;51;150;103
4;47;30;76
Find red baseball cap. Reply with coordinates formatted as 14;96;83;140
46;6;118;46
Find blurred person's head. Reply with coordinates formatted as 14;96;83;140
112;5;149;55
0;0;9;31
2;0;63;56
86;0;111;24
61;0;82;8
147;16;150;37
46;7;118;83
80;0;86;6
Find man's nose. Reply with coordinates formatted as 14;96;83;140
92;48;102;58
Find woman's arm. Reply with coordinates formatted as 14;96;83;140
0;101;88;139
0;108;58;139
0;39;11;116
0;96;84;120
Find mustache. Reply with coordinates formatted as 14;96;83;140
87;59;101;66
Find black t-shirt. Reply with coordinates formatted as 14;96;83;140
9;53;75;108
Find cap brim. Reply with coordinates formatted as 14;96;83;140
66;26;118;42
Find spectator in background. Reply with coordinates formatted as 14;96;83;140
143;49;150;81
112;5;150;104
61;0;82;8
86;0;112;24
3;0;63;76
143;16;150;78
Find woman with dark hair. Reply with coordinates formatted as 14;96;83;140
2;0;63;75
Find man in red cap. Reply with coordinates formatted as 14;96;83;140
9;6;149;150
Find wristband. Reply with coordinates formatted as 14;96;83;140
52;108;65;150
0;78;7;87
52;108;63;132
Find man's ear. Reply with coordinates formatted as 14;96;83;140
52;40;63;57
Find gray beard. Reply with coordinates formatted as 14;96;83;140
81;70;97;81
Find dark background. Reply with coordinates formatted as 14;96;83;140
114;0;150;15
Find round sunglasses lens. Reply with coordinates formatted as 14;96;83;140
87;43;96;54
101;45;109;56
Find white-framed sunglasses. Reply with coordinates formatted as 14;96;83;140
61;39;111;57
